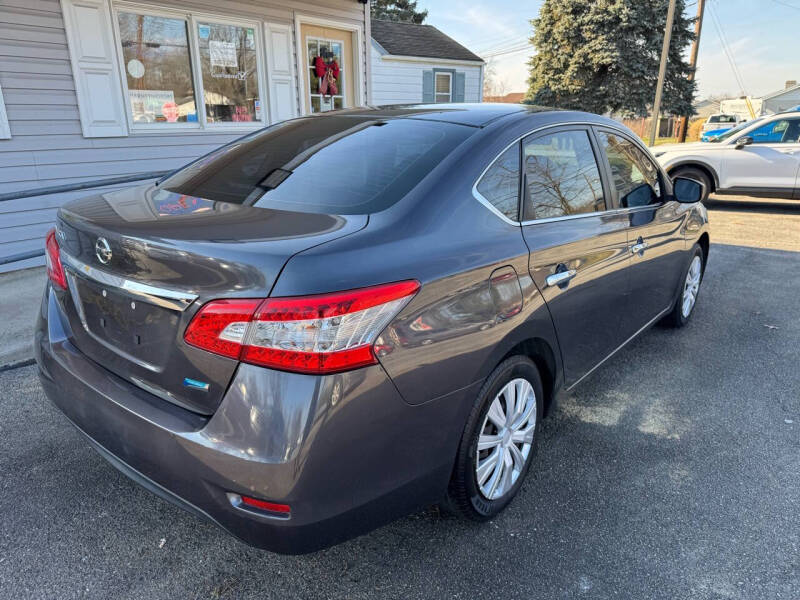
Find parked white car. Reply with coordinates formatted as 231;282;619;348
701;113;744;134
654;110;800;201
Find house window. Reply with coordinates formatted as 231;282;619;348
114;6;265;130
306;37;345;113
435;72;452;103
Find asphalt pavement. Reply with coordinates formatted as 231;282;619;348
0;200;798;599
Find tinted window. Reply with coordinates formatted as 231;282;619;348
748;118;800;144
523;130;605;220
476;145;520;220
597;132;661;208
161;117;473;213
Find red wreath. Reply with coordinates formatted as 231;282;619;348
316;57;339;98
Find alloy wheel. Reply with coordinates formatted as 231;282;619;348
682;255;702;318
475;378;537;500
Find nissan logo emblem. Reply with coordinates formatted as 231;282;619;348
95;237;112;264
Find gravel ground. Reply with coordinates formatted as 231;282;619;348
0;201;798;599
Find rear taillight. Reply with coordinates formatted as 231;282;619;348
184;280;419;374
45;228;67;290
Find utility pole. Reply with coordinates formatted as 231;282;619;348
678;0;706;142
649;0;678;147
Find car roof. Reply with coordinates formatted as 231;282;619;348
325;103;554;127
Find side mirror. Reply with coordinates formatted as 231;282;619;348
735;136;753;149
672;177;704;203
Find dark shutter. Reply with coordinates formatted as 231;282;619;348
453;72;466;103
422;70;434;103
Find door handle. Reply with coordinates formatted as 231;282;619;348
545;268;577;288
630;241;649;255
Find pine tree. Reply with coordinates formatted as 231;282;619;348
526;0;695;117
371;0;428;24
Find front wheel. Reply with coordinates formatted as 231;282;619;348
445;356;543;520
663;243;705;328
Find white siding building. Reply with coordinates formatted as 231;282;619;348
370;20;483;106
762;81;800;115
0;0;371;271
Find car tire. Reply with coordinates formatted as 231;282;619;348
445;355;543;521
663;243;705;328
671;167;711;202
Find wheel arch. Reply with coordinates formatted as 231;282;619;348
498;337;559;418
667;161;719;192
697;231;710;266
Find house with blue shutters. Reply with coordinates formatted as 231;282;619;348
370;20;484;106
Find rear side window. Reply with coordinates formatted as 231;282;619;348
161;117;473;214
596;131;661;208
522;130;605;220
476;144;520;221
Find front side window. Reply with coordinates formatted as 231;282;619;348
435;72;452;103
476;145;520;220
162;117;473;213
748;118;800;144
197;22;261;123
522;130;605;220
596;132;661;208
118;12;197;124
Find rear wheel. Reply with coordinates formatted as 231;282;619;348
445;356;543;520
663;243;704;328
671;166;711;202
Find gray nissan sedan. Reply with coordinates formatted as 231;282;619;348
36;104;709;553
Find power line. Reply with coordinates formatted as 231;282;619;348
708;0;747;95
769;0;800;10
481;44;532;59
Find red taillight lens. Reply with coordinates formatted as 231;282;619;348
45;228;67;290
184;280;420;375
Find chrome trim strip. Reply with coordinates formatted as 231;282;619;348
565;305;672;392
61;252;198;311
519;204;660;226
471;120;665;226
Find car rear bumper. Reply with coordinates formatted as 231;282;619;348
35;284;474;553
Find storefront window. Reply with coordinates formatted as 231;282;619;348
117;12;197;124
197;22;261;123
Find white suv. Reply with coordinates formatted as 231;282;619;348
654;111;800;201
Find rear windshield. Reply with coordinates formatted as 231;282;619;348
160;116;473;214
708;115;736;123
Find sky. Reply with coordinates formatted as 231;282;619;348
418;0;800;101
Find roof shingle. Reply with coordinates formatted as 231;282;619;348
371;20;483;63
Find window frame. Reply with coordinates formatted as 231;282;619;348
111;2;268;134
520;124;610;223
0;82;9;139
592;126;666;210
434;71;452;103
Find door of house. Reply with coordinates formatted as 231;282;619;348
300;24;355;113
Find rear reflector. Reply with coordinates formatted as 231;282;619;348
184;280;419;375
239;495;291;514
45;228;67;290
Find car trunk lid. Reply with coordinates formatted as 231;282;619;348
55;184;366;414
